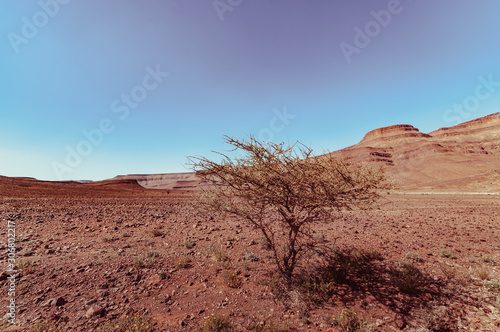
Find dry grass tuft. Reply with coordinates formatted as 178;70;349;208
440;264;457;280
391;261;424;294
222;269;242;288
202;313;236;332
176;257;191;269
95;313;156;332
440;249;456;259
475;266;491;280
29;320;67;332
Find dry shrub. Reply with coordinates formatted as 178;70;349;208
184;238;194;249
29;320;67;332
330;308;360;331
405;251;423;262
202;313;236;332
222;269;242;288
391;261;424;294
16;258;34;274
421;306;455;332
176;257;191;269
481;253;496;265
440;249;456;259
439;264;457;280
95;313;156;332
253;316;297;332
190;135;388;280
475;266;491;280
484;281;500;292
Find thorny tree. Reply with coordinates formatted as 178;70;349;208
189;136;388;280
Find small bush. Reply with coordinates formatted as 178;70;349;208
476;266;491;280
176;257;191;269
253;317;297;331
222;269;242;288
405;251;423;263
16;258;35;274
421;306;454;332
134;258;144;268
298;270;336;304
481;254;497;265
331;308;360;331
158;271;168;280
244;251;259;262
351;248;384;261
144;251;159;267
202;313;236;332
266;274;290;304
95;313;156;332
135;252;158;268
184;238;194;249
29;320;67;332
391;261;424;294
440;264;457;280
212;248;230;262
484;281;500;292
440;249;456;259
190;136;388;279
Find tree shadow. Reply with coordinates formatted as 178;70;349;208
292;247;463;330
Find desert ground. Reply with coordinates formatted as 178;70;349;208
1;177;499;331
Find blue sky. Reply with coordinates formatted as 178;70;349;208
1;0;500;181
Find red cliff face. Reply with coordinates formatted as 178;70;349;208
430;112;500;138
361;124;431;143
326;112;500;192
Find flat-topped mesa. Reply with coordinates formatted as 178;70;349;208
431;112;500;137
360;124;431;143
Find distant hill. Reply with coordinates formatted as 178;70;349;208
110;113;499;193
0;175;145;197
326;112;500;193
111;173;207;190
2;113;499;194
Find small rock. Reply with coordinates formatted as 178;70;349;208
55;297;67;306
85;298;97;306
41;299;55;307
85;305;104;318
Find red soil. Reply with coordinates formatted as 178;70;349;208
1;178;499;331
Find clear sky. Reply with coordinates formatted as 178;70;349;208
2;0;500;181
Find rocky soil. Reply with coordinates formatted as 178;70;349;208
0;181;499;331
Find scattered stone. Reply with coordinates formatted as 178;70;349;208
85;299;97;306
85;305;104;318
55;297;67;306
